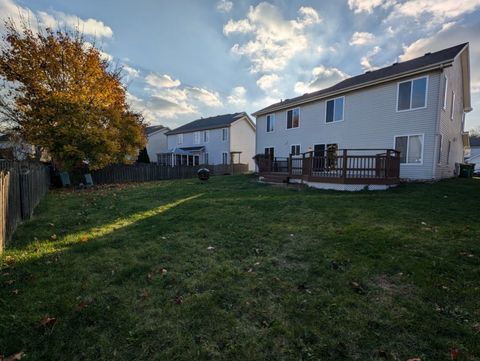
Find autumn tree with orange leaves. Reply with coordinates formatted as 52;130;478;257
0;20;146;170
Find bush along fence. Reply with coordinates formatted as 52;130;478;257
91;163;249;185
0;162;50;253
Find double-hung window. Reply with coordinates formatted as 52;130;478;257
266;114;275;132
203;130;209;143
326;97;344;123
286;108;299;129
222;128;228;141
394;134;423;164
177;134;183;145
397;76;427;111
222;152;228;164
264;147;274;158
290;144;301;156
194;131;201;144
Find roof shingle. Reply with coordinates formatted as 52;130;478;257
166;112;248;135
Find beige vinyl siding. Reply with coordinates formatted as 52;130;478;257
434;55;466;179
230;117;256;170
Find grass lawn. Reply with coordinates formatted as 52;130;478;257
1;175;479;361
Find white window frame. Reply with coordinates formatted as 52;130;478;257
396;76;429;112
222;128;229;142
450;91;455;121
194;131;201;145
393;133;424;165
264;146;275;157
290;144;301;156
203;130;209;143
286;108;300;130
442;75;448;111
266;114;275;133
222;152;228;164
177;134;183;145
325;96;345;124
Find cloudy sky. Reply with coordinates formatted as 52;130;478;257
1;0;479;130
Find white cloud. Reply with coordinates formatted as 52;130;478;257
390;0;480;22
224;3;321;73
187;87;223;107
347;0;387;13
349;31;376;46
256;74;280;92
294;65;349;95
123;65;140;78
37;10;113;38
227;86;247;106
145;74;181;88
216;0;233;13
360;46;381;71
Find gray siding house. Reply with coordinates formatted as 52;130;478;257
161;113;256;170
145;125;170;162
253;43;472;184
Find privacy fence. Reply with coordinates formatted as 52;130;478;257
0;161;50;252
91;163;249;185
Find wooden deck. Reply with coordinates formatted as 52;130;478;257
255;149;401;185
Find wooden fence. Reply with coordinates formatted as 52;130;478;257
91;163;249;185
0;162;50;252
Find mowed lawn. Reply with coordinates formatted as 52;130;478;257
1;175;479;361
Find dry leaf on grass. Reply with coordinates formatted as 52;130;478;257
349;281;366;294
140;288;150;300
5;351;25;361
39;316;56;327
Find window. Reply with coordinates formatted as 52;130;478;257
290;144;301;156
264;147;274;158
177;134;183;145
397;77;427;111
194;131;201;144
437;135;442;164
394;134;423;164
222;152;228;164
266;114;275;132
326;97;344;123
286;108;299;129
450;91;455;120
222;128;228;141
203;130;209;143
204;153;209;165
442;75;448;110
447;140;451;165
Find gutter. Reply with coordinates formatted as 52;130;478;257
252;61;455;117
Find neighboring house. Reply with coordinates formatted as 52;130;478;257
144;125;170;162
253;43;472;182
466;137;480;172
160;112;256;170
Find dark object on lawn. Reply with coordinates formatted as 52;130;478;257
84;173;94;187
60;172;71;187
197;168;210;181
459;163;475;178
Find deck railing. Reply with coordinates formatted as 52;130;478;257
254;149;401;184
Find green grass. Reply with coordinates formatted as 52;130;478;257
1;175;479;361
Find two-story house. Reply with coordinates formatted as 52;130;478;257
160;112;256;170
253;43;471;187
144;125;170;162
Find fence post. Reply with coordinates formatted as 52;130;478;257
342;149;348;181
385;150;391;179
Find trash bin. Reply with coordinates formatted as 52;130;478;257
459;163;475;178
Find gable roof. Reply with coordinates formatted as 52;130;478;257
166;112;251;135
145;125;168;136
253;43;469;116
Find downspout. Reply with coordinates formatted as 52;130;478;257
432;67;445;180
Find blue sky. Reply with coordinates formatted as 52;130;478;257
1;0;479;130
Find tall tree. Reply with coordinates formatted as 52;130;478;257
0;19;146;170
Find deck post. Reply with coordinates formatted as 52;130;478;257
385;150;391;180
342;149;348;181
289;154;293;176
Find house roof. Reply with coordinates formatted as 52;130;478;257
166;112;250;135
253;43;469;116
145;125;168;136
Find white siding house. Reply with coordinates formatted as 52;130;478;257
253;43;472;183
145;125;170;162
161;113;256;170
